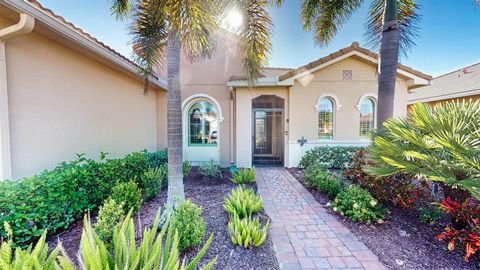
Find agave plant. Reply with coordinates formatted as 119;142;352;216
231;168;256;184
0;222;73;270
79;209;217;270
224;186;263;218
364;100;480;200
228;214;269;248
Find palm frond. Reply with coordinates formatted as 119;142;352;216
110;0;133;19
129;0;168;90
238;0;274;85
365;0;420;57
172;0;220;62
301;0;363;47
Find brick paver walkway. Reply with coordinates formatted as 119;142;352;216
257;168;385;270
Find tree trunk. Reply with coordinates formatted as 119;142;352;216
377;0;400;128
165;31;185;213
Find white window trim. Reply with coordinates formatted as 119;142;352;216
357;93;378;135
314;93;341;111
315;95;338;141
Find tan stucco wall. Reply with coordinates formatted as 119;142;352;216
4;23;160;179
155;33;243;166
235;87;289;167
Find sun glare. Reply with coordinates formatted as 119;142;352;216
224;10;243;30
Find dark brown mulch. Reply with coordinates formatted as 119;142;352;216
287;167;478;270
47;167;279;270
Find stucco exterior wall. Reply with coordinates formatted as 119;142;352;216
155;33;243;166
4;26;160;179
235;87;289;168
286;57;408;167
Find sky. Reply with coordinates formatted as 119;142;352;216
39;0;480;77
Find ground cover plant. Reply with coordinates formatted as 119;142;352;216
0;150;167;248
231;168;256;184
329;185;386;224
200;159;221;179
299;146;365;169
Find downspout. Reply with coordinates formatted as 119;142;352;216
0;13;35;180
229;87;236;171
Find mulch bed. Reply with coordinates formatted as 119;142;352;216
47;167;279;270
287;167;478;270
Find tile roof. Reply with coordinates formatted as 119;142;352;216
26;0;138;69
408;62;480;103
230;42;432;83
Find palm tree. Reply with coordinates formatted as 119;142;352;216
109;0;273;214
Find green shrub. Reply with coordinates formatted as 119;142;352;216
139;166;166;201
80;209;217;270
224;186;263;218
94;198;125;243
299;146;365;169
228;214;269;248
146;149;168;167
171;200;206;251
0;149;164;248
110;180;143;214
231;168;256;184
418;206;443;224
304;163;328;188
183;160;192;177
329;185;386;223
200;159;221;179
317;175;344;197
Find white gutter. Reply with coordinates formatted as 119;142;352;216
0;13;35;180
1;0;167;90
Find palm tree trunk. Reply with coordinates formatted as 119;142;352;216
377;0;399;128
165;30;185;212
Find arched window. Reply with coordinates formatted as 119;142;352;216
318;98;334;139
188;101;218;146
359;97;375;137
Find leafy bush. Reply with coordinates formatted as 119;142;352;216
344;150;429;209
364;100;480;200
224;186;263;218
0;150;163;248
317;176;344;198
146;149;168;167
183;160;192;177
200;159;221;178
139;166;167;201
228;214;269;248
329;185;386;224
418;206;443;224
436;197;480;261
171;200;206;251
79;209;217;270
94;198;125;243
231;168;256;184
0;224;72;269
299;146;365;169
304;163;328;188
110;180;143;214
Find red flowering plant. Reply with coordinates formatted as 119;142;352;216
343;150;429;209
435;197;480;262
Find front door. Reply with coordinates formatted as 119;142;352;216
253;109;283;166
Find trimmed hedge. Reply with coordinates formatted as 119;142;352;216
299;146;365;169
0;150;167;247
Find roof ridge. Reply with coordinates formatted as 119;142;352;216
433;62;480;79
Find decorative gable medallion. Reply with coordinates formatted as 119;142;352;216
343;70;352;80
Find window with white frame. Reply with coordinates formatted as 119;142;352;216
188;101;218;146
318;98;334;139
359;97;375;137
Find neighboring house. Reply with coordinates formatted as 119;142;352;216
408;63;480;107
0;0;431;180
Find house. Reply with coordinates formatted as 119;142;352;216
408;63;480;106
0;0;431;180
